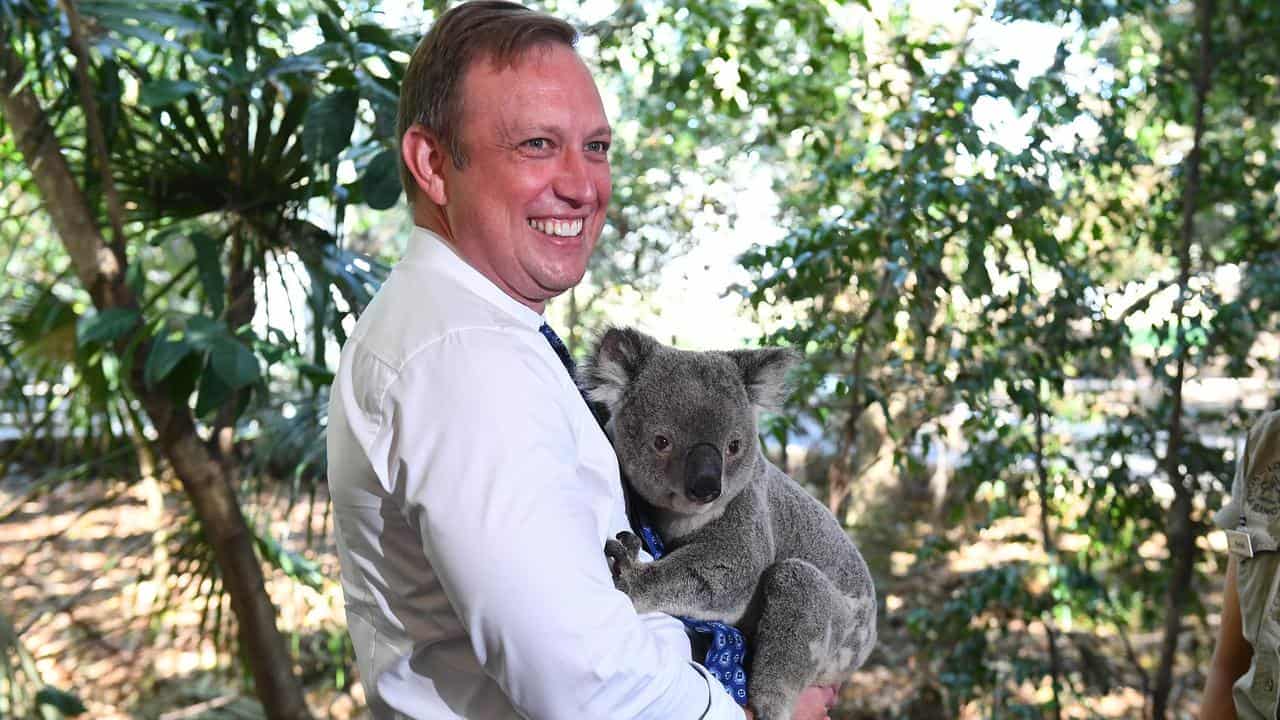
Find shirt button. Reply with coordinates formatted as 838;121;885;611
1264;677;1276;693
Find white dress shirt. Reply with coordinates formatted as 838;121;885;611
327;227;746;719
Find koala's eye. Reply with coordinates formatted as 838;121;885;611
653;435;671;452
727;439;742;455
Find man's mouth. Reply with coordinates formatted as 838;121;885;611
528;217;584;237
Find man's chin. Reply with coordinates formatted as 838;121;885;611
532;269;589;297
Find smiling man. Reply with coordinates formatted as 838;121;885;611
325;2;759;718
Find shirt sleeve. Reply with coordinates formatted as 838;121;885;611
1215;434;1247;531
373;328;745;720
1216;411;1280;533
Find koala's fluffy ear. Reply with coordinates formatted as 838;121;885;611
727;347;800;415
582;326;659;412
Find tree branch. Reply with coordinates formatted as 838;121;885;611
0;41;128;309
59;0;128;252
1153;0;1215;716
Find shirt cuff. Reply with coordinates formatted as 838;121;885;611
690;662;748;720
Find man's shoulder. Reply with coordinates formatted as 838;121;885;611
348;261;532;372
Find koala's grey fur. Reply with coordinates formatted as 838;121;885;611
582;327;877;720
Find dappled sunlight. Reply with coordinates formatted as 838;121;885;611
0;470;361;719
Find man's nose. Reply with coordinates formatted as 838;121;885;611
552;149;598;207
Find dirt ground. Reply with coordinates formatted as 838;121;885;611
0;464;1204;719
0;465;363;719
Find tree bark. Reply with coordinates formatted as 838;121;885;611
1152;0;1214;716
0;41;314;720
1033;387;1063;720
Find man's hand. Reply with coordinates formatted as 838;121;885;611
791;685;838;720
745;685;838;720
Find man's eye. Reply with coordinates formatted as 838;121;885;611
586;140;610;154
522;138;551;151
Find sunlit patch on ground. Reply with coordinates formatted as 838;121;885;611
0;468;364;719
834;490;1206;720
1;464;1211;719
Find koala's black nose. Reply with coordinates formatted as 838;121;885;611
684;443;723;504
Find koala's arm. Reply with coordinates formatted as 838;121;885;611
609;529;771;622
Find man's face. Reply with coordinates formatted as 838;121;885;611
440;44;612;312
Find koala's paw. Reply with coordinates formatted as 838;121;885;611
604;531;643;593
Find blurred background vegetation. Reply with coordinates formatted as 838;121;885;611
1;0;1277;717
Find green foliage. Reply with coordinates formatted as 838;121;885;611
0;0;402;702
361;148;403;210
76;307;140;347
586;0;1278;714
4;0;1279;715
302;89;359;165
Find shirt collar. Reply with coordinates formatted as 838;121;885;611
403;225;545;331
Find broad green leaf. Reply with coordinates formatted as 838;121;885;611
80;3;204;44
137;80;200;107
183;315;224;349
361;149;402;210
194;358;231;417
145;332;194;387
266;54;327;79
210;337;260;389
77;308;140;347
190;233;226;316
302;90;358;164
125;260;145;296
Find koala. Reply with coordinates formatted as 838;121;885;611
582;327;877;720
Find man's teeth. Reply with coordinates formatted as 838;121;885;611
528;218;583;237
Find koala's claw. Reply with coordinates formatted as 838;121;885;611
604;539;627;574
616;530;642;557
605;531;644;593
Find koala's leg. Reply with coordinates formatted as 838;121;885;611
747;558;877;720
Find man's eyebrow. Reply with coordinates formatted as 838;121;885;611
503;123;613;139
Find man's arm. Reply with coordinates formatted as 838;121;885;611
1201;556;1251;720
379;330;745;719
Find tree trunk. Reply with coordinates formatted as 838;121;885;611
1152;0;1214;716
0;43;315;720
1033;388;1063;720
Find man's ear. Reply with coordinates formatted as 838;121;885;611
581;326;659;412
401;124;450;206
727;347;800;415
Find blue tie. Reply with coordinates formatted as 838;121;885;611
539;322;603;425
539;322;577;376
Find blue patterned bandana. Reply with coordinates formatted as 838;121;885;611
637;524;750;706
